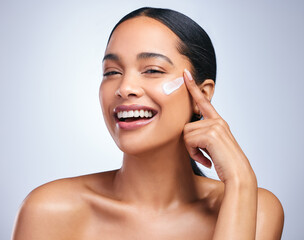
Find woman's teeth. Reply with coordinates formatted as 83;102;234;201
117;110;153;119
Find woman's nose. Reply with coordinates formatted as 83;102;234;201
115;74;144;99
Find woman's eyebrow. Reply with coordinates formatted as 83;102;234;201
102;53;119;62
137;52;174;65
102;52;174;66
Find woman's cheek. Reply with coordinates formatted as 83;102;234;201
162;76;184;95
147;78;192;128
99;81;116;132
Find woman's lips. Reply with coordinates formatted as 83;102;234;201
113;104;158;130
115;114;157;130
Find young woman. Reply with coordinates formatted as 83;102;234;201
12;7;284;239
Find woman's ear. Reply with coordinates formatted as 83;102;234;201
198;79;215;101
192;79;215;115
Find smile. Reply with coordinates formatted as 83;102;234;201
114;105;158;130
117;110;153;121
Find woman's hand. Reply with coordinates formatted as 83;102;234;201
183;69;259;239
183;69;255;185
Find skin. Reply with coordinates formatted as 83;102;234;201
12;16;284;240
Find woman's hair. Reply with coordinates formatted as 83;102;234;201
106;7;217;177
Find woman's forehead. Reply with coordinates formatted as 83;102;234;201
105;16;180;57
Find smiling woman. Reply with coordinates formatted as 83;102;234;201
12;7;284;240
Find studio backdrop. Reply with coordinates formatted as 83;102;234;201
1;0;303;239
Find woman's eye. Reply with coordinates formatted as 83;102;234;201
103;71;121;76
144;69;165;74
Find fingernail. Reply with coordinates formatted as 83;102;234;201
184;69;193;81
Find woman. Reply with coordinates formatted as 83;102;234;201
12;7;284;239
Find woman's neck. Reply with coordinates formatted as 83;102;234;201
112;137;199;212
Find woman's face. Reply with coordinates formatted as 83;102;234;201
99;16;194;155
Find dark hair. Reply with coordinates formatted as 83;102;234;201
107;7;217;177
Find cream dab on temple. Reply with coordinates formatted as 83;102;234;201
162;77;184;95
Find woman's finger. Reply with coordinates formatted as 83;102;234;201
184;118;214;133
183;69;220;119
187;146;212;168
183;129;213;168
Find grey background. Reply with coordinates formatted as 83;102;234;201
1;0;303;239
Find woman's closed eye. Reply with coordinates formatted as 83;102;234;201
143;69;165;74
103;71;122;77
103;69;165;77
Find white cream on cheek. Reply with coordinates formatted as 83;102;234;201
162;77;184;95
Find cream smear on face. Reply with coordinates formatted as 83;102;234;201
162;77;184;95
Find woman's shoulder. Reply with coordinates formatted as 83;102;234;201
196;176;284;211
12;170;118;240
196;176;284;237
257;187;284;215
256;187;285;238
19;173;94;208
17;169;118;212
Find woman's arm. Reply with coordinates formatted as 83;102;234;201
213;173;258;239
182;69;284;239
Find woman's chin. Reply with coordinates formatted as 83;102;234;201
116;137;173;157
115;134;183;157
117;142;158;156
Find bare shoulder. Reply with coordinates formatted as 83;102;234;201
195;176;284;239
12;177;84;240
12;171;117;240
256;188;284;239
